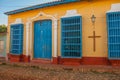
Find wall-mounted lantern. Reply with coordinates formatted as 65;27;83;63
91;14;96;24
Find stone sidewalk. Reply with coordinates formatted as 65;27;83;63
0;62;120;80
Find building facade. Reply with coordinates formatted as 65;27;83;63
5;0;120;66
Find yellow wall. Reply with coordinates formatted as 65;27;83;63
7;0;120;59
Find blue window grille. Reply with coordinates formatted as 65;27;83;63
107;12;120;59
10;24;23;55
61;16;82;58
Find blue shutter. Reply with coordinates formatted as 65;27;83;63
61;16;82;58
10;24;23;55
107;12;120;59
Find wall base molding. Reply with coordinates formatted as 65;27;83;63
8;53;22;62
7;54;120;66
59;57;82;66
52;57;59;64
82;57;110;65
109;60;120;66
7;53;30;62
22;55;30;62
58;57;110;66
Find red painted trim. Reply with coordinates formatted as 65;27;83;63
22;55;30;62
7;53;30;62
7;53;120;66
82;57;110;65
109;60;120;66
52;57;59;64
59;57;110;65
59;57;82;66
8;53;22;62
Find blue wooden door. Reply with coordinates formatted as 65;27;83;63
34;20;52;59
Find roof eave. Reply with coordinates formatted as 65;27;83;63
4;0;80;15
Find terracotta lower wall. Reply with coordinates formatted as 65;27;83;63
7;53;22;62
109;60;120;66
58;57;120;66
22;55;30;62
7;53;30;62
81;57;110;65
58;57;82;65
52;57;59;64
58;57;110;65
7;53;120;66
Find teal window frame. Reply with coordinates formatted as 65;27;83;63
61;16;82;58
107;12;120;59
10;24;23;55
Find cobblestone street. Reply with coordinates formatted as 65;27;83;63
0;63;120;80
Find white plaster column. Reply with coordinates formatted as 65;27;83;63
53;19;58;57
30;22;32;57
26;22;30;56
